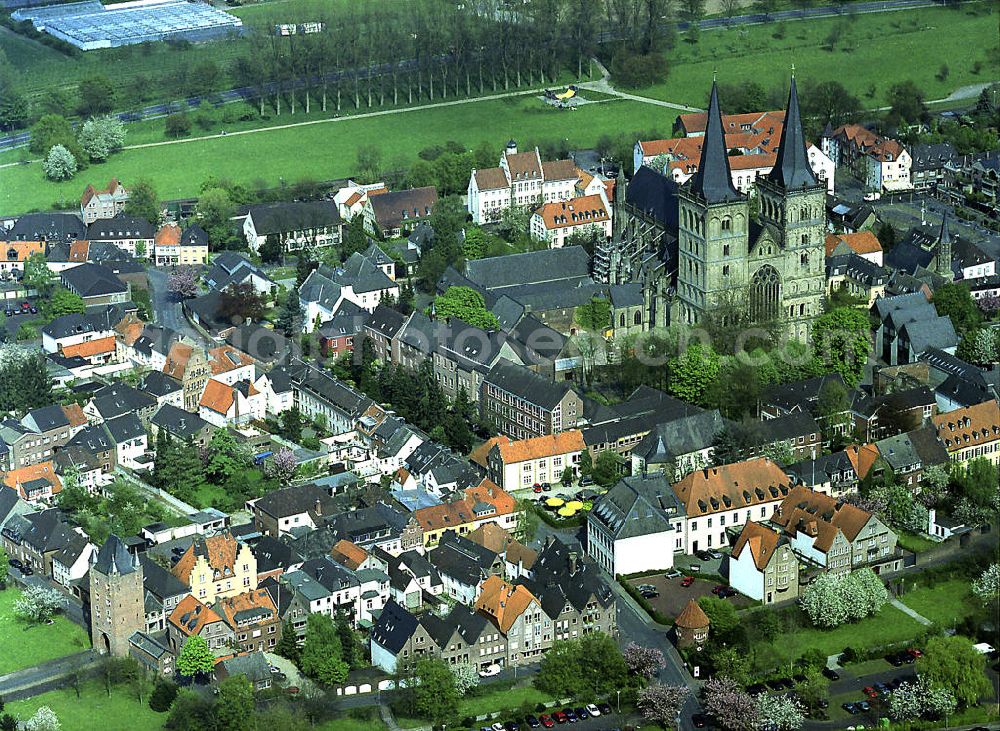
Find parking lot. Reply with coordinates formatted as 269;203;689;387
1;298;40;339
627;573;751;619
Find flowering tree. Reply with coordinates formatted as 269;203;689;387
800;569;886;627
449;662;480;696
268;447;297;484
25;706;60;731
703;676;759;731
623;642;666;679
167;266;200;299
14;585;65;624
845;568;888;620
77;116;126;162
921;682;957;718
756;693;805;731
890;679;957;721
971;563;999;606
43;145;76;181
637;683;689;726
889;682;922;720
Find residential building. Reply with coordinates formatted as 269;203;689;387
826;253;888;306
299;253;399;332
86;214;155;258
910;142;958;192
171;532;258;603
2;461;63;504
1;509;80;577
480;361;583;440
823;124;911;192
129;632;174;676
163;342;211;412
824;231;884;266
167;595;235;653
153;223;209;266
80;179;129;224
204;252;277;297
150;404;215;451
243;201;344;253
198;378;265;428
529;194;611;248
364;186;438;238
0;403;87;470
214;588;282;654
671;457;795;554
248;483;340;538
475;575;550;666
215;652;273;691
931;400;1000;466
60;263;129;305
728;521;798;605
630;410;725;480
875;292;959;366
769;485;900;574
587;473;685;575
786;451;859;498
51;533;95;589
872;425;950;487
414;482;519;549
467;141;579;224
482;431;585;492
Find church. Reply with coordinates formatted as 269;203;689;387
597;75;827;342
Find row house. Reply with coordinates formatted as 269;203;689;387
86;214;154;259
629;409;725;481
2;461;64;504
480;361;583;440
931;400;1000;466
728;521;799;605
822;124;911;192
299;252;399;332
1;508;81;577
0;403;87;471
167;595;234;654
479;430;585;492
247;483;341;538
171;532;258;604
215;588;282;654
413;482;519;549
529;194;612;249
364;186;438;238
152;223;209;266
198;379;265;428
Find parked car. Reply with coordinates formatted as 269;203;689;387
640;589;659;599
681;576;695;587
584;704;600;717
857;701;870;712
579;476;594;486
597;703;612;716
479;664;502;677
533;486;543;493
863;686;877;698
906;648;922;659
525;715;540;728
8;558;22;569
688;564;701;572
842;703;859;715
637;584;656;592
697;549;712;561
504;722;521;731
708;549;723;559
821;667;840;681
692;713;708;728
747;684;767;695
29;307;36;314
539;715;554;728
561;708;576;722
552;710;567;724
573;707;588;720
490;723;504;731
21;564;32;576
664;569;682;579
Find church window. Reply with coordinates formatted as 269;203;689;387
723;244;730;256
801;234;809;246
619;313;626;327
723;265;730;276
800;252;809;266
634;311;642;325
721;217;732;231
799;303;806;316
750;265;781;322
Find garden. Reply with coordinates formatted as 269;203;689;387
0;585;90;676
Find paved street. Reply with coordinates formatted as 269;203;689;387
146;266;206;343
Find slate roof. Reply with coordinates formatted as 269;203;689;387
253;483;338;520
756;411;821;442
464;246;591;292
826;253;888;285
60;263;127;298
483;361;578;409
521;536;615;617
7;213;85;242
900;316;959;356
786;450;856;487
365;304;406;340
151;404;212;440
370;599;418;654
626;164;680;231
140;370;183;398
86;213;155;241
687;81;742;204
105;413;145;444
93;534;137;575
590;473;683;540
631;410;725;464
218;652;271;685
369;187;437;231
768;77;818;190
90;382;156;419
427;532;497;587
247;201;342;235
609;283;643;308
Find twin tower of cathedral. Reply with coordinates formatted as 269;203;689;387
602;75;828;343
675;76;827;342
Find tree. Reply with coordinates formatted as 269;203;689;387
958;327;998;367
149;678;178;712
535;634;628;699
43;145;77;181
800;569;886;627
77;116;126;163
0;79;28;133
275;618;301;663
637;683;689;726
0;345;53;413
168;267;200;299
886;81;928;127
197;187;236;249
794;669;829;715
698;596;740;639
702;676;759;731
205;428;251;484
259;235;283;265
14;585;64;623
25;707;60;731
623;642;665;678
972;563;999;606
219;283;266;323
669;342;721;405
0;546;8;587
124;180;160;225
355;144;383;183
30;115;78;157
917;635;990;707
77;76;115;116
450;662;480;696
811;307;870;387
268;447;297;484
591;450;623;487
815;379;852;440
23;253;56;297
36;288;82;323
214;676;255;731
932;283;982;339
432;286;499;330
756;693;804;731
164;689;215;731
300;613;348;684
575;296;611;332
164;113;192;139
710;647;753;687
176;636;215;678
397;657;459;724
0;714;16;731
921;681;958;719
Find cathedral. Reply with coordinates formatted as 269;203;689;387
596;75;827;343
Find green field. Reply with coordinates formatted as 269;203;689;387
3;681;165;731
764;605;926;665
898;578;979;628
0;93;672;214
635;4;998;108
0;587;91;675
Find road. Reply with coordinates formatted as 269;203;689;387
146;266;206;343
0;650;100;700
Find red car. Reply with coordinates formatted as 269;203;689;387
681;576;695;587
553;711;568;724
540;715;555;728
907;648;923;658
863;686;877;698
712;584;726;595
533;486;543;493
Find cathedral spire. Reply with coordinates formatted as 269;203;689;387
936;212;953;278
769;75;818;190
689;80;742;204
612;164;626;239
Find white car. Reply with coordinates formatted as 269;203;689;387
585;704;601;717
479;664;502;678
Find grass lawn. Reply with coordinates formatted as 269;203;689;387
763;605;925;665
0;93;672;215
191;482;230;510
3;680;165;731
395;684;557;728
630;4;997;108
843;657;892;676
0;587;90;675
317;717;388;731
896;531;939;554
897;578;979;628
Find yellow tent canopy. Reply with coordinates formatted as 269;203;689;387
558;506;577;517
555;87;576;100
545;497;565;508
566;500;584;511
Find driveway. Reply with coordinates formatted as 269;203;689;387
146;266;207;343
263;651;317;695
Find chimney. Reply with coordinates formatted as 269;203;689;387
568;551;578;576
314;498;322;516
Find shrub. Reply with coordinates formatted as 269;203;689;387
164;113;192;138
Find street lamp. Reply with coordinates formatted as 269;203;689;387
616;689;621;714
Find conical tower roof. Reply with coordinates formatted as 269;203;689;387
93;534;138;576
938;212;952;245
769;76;818;190
675;598;710;629
688;81;742;204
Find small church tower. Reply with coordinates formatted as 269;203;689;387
934;213;954;280
89;534;144;657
